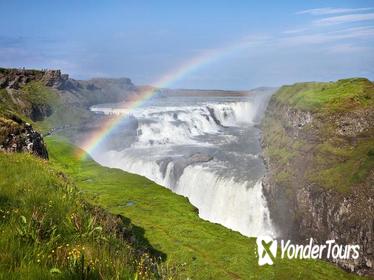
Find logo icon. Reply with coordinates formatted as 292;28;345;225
256;236;277;266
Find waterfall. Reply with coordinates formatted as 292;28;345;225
90;97;276;238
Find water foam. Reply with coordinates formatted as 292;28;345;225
132;102;255;147
94;150;274;237
175;165;274;236
90;99;276;237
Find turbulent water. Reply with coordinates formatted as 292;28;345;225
89;89;276;237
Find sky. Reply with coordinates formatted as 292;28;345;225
0;0;373;90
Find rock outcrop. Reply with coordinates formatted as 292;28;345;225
0;67;140;160
0;67;137;108
261;79;374;275
0;114;48;159
0;68;70;90
0;68;66;121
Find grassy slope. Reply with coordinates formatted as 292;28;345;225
262;78;374;193
0;88;33;127
21;82;59;108
274;78;374;113
46;137;362;280
1;73;369;278
0;82;55;121
23;82;93;133
0;89;16;115
0;150;191;279
0;81;92;134
1;79;175;279
0;152;142;279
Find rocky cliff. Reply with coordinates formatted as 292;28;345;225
0;67;139;157
0;68;137;108
0;68;65;90
0;69;60;157
0;114;48;158
261;78;374;275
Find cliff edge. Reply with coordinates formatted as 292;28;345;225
261;78;374;275
0;67;137;158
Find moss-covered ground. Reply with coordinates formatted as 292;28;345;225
0;148;184;279
0;73;370;279
274;78;374;113
43;137;363;279
262;78;374;193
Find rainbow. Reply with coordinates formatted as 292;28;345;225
80;37;255;158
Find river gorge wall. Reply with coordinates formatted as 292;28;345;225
261;78;374;275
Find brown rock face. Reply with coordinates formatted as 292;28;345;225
0;114;48;159
0;68;71;122
261;99;374;275
41;70;72;89
0;68;72;90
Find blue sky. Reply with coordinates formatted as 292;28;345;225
0;0;373;89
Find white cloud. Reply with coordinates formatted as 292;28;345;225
283;28;309;34
326;43;372;54
279;26;374;46
314;13;374;26
297;7;373;16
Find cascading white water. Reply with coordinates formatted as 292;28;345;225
90;96;276;238
95;150;274;237
131;102;255;147
96;151;170;186
174;165;273;237
208;102;256;126
134;107;221;146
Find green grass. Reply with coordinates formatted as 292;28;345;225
309;140;374;192
262;113;374;193
0;89;16;115
21;82;59;107
35;104;92;134
1;73;371;278
261;116;298;188
274;78;374;113
0;81;58;115
0;151;180;279
44;137;363;279
0;83;55;126
263;78;374;193
0;81;91;134
18;81;91;133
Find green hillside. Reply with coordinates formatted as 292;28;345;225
274;78;374;113
0;148;182;279
0;70;370;279
44;137;361;279
261;78;373;276
263;78;374;193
